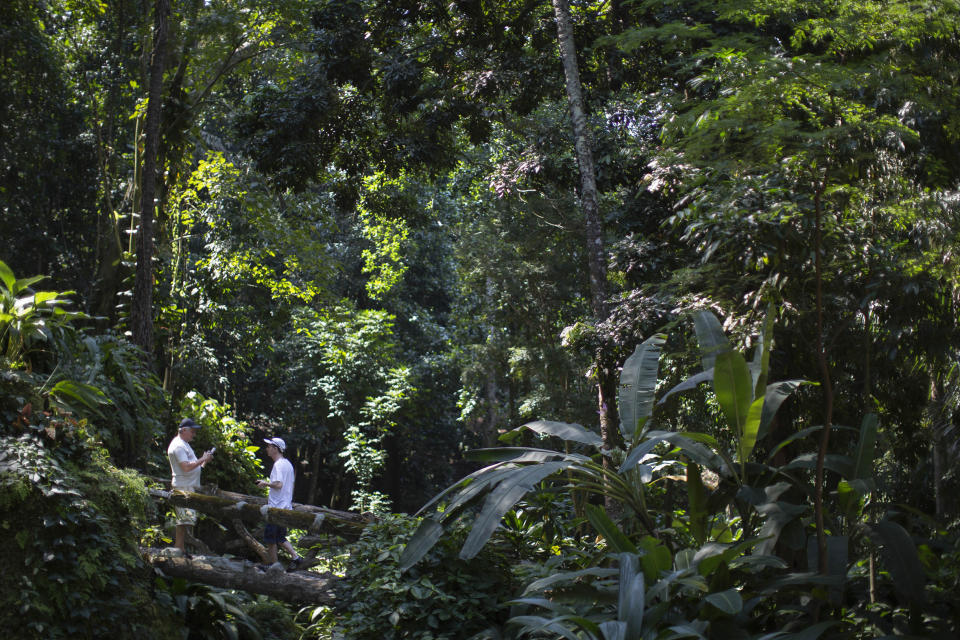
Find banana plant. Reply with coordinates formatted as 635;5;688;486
400;332;673;570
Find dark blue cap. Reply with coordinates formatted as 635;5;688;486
179;418;200;430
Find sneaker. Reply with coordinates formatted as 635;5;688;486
287;557;304;571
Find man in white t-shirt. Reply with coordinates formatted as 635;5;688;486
256;437;304;569
167;418;214;552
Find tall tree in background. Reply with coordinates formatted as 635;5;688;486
131;0;169;357
551;0;621;463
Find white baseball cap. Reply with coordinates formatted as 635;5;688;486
264;437;286;452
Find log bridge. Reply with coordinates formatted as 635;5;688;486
144;487;375;605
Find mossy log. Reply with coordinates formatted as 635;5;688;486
142;548;338;605
213;488;373;528
150;489;369;538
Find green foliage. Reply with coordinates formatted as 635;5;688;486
313;514;513;640
153;578;265;640
0;431;174;638
179;391;263;493
403;312;953;636
0;259;86;369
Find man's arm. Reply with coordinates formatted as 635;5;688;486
257;479;282;489
178;451;212;472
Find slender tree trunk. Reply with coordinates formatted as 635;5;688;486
483;276;500;448
930;373;946;518
131;0;169;358
813;182;834;575
551;0;621;514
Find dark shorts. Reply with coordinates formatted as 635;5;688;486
264;523;287;544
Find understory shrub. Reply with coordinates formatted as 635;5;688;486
320;513;515;640
178;390;263;493
0;425;179;639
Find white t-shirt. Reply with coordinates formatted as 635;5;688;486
168;435;201;489
267;457;295;509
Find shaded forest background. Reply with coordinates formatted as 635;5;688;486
3;0;960;638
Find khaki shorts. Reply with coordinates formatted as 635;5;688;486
174;506;198;526
171;485;198;526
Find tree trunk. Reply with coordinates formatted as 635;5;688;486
812;182;834;575
149;488;372;538
929;373;946;518
142;549;338;605
131;0;169;358
551;0;621;512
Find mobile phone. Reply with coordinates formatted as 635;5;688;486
209;447;216;454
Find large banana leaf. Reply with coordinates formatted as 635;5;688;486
585;504;638;553
866;520;926;605
617;333;666;441
693;310;730;372
687;462;708;545
659;369;713;406
517;420;604;448
852;413;878;480
713;350;753;439
621;430;732;478
398;519;443;571
617;553;645;638
750;305;775;397
757;380;810;441
460;461;573;560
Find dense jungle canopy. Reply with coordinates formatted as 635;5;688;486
2;0;960;638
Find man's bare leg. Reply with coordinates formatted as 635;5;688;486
174;524;186;551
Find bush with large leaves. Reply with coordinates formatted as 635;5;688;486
401;311;943;637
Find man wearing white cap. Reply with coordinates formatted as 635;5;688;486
257;437;304;569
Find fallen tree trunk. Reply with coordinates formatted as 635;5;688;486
142;548;338;605
214;488;373;527
150;489;369;538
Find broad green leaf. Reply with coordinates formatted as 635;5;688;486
713;350;753;436
765;426;822;463
619;438;662;473
460;461;572;560
0;260;14;292
518;420;604;448
753;501;808;556
687;462;708;545
782;621;838;640
638;538;672;582
642;430;730;475
693;310;730;372
659;368;712;406
852;413;878;480
783;453;853;478
616;553;645;638
704;589;742;614
866;520;926;605
34;291;62;305
757;380;810;441
618;333;666;440
598;621;627;640
585;504;638;553
399;519;443;571
738;395;765;463
751;304;775;397
464;447;575;464
13;275;46;293
506;616;585;640
667;622;709;639
49;380;109;409
523;567;617;594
